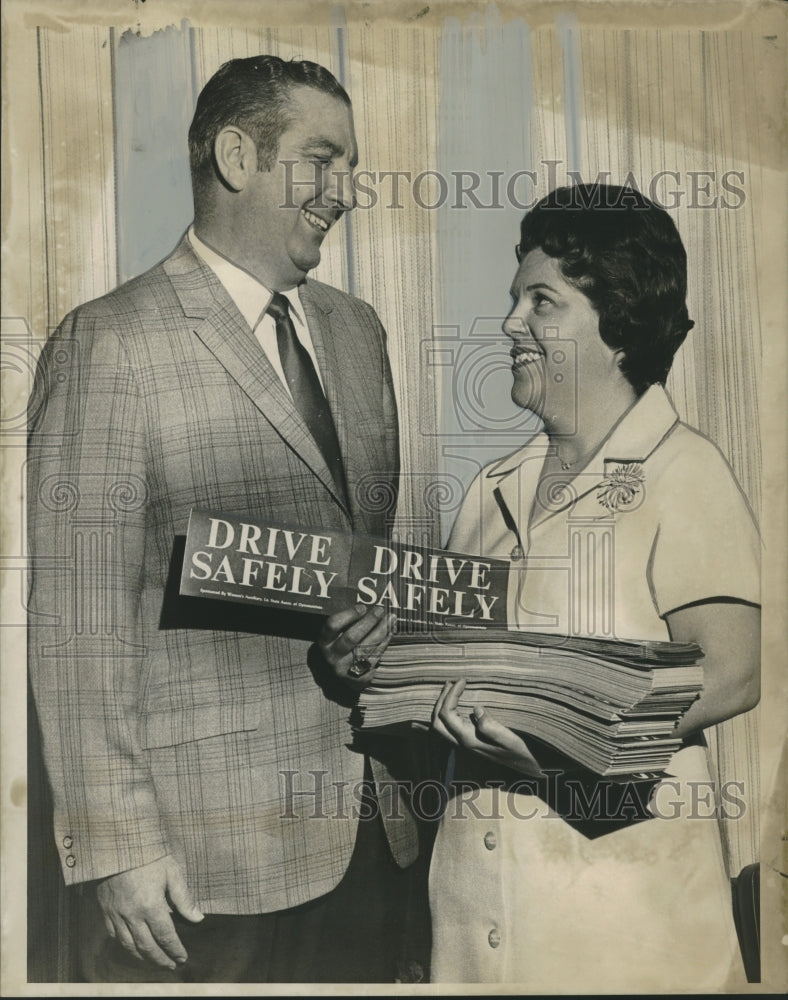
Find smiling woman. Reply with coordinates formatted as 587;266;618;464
505;248;637;461
426;185;761;990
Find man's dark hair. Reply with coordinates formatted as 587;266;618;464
188;55;350;197
517;184;694;395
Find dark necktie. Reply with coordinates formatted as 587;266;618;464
267;291;349;506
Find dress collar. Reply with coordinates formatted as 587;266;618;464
486;385;681;533
485;385;679;483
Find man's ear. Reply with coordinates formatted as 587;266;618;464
213;126;257;192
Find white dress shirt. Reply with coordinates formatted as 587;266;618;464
188;226;326;395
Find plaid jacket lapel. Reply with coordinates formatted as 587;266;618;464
163;236;349;514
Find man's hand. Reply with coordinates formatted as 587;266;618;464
318;604;396;690
96;854;204;970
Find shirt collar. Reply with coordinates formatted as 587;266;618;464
485;432;550;478
597;384;679;464
485;384;680;482
188;226;306;330
486;384;681;537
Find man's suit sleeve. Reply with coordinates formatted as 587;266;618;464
27;306;168;883
351;301;424;869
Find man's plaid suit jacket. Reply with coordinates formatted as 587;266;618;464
27;234;415;914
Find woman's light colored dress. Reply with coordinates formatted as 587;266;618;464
429;386;760;990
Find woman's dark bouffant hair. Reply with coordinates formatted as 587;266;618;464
518;184;694;396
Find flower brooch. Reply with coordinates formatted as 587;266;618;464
597;462;645;513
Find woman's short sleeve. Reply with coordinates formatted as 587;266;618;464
648;432;761;617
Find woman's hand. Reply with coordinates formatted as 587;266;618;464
432;678;544;778
318;604;396;690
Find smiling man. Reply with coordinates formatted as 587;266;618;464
27;56;423;984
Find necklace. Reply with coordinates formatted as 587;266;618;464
555;443;596;472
